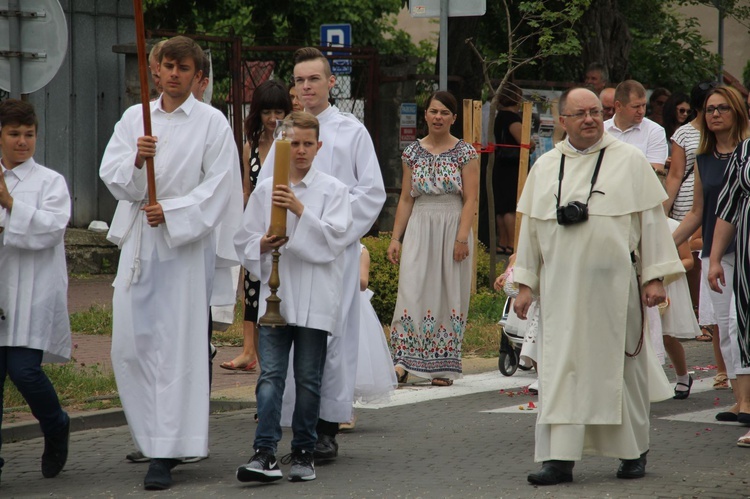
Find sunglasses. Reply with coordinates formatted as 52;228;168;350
677;107;691;114
698;81;719;91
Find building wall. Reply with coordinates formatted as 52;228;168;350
27;0;134;227
679;5;750;81
396;6;438;45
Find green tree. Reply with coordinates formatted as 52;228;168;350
144;0;415;54
465;0;590;283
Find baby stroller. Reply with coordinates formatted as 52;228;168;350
497;295;533;376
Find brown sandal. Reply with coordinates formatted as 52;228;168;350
431;378;453;387
695;326;713;342
395;368;409;384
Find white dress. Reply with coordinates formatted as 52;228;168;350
660;218;701;339
355;288;397;404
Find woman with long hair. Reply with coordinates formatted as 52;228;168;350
387;90;479;386
662;92;691;142
673;85;750;426
709;98;750;446
220;79;291;371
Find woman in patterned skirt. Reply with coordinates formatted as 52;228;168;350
221;80;291;371
387;91;479;386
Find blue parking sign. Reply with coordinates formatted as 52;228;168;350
320;24;352;75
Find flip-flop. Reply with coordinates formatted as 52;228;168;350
220;359;257;371
737;435;750;447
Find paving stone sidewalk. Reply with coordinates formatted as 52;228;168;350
2;276;742;497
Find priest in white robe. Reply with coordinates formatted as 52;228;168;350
258;48;385;458
99;36;242;491
513;88;683;486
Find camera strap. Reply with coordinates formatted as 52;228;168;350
556;148;607;210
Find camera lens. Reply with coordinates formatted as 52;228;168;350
564;204;582;219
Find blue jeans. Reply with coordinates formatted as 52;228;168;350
0;347;68;469
254;325;328;454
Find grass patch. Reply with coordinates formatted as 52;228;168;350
463;289;507;357
211;300;245;346
69;304;113;335
3;360;117;413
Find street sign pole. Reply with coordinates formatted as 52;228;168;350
8;0;22;98
409;0;485;90
439;0;448;90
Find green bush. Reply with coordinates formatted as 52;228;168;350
362;235;400;325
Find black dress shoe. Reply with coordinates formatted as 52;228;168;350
738;413;750;425
313;433;339;460
41;415;70;478
527;462;573;485
673;375;693;400
716;411;739;422
144;458;180;490
617;450;648;479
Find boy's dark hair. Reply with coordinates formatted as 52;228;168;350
293;47;331;77
0;99;38;131
285;111;320;140
160;35;204;72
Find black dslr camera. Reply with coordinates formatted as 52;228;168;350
556;201;589;226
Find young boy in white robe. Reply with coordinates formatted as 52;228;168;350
0;99;72;481
100;36;242;490
234;112;352;483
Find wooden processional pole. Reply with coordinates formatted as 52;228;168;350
133;0;157;206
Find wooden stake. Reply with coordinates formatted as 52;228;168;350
133;0;157;206
513;101;533;249
471;100;482;294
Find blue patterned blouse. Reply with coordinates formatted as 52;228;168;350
403;139;478;197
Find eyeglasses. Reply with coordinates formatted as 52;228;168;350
560;109;604;120
706;105;732;115
677;107;691;114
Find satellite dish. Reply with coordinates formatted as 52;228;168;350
0;0;68;94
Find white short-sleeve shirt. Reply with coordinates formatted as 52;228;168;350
603;116;668;165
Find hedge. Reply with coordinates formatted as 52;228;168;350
362;234;495;325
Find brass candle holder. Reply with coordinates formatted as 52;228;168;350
258;120;292;327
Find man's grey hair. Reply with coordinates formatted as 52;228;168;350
586;62;609;83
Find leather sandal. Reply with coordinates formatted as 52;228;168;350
431;378;453;387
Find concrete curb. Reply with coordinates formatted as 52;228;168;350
1;399;255;444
